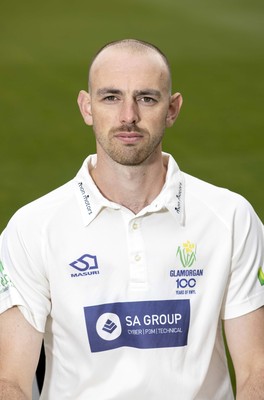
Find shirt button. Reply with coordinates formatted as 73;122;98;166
135;254;141;262
132;222;139;230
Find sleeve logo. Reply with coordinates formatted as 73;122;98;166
258;267;264;286
0;261;13;294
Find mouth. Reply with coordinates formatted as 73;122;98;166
114;132;144;144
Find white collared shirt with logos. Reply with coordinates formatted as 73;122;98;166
0;153;263;400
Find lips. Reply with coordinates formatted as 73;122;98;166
114;131;144;144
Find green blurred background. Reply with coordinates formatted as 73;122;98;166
1;0;263;230
1;0;263;393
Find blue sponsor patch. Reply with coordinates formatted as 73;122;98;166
84;299;190;353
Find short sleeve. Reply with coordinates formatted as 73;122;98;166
0;210;51;332
221;197;264;319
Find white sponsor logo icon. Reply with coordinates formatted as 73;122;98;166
96;313;122;341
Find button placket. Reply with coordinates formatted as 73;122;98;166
128;218;147;284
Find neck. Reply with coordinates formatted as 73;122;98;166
90;151;167;214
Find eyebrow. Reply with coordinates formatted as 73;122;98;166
134;89;161;98
96;88;122;96
96;88;161;98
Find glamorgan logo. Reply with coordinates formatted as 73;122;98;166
176;241;196;268
170;241;203;296
69;254;99;278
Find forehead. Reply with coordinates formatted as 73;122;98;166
89;47;170;92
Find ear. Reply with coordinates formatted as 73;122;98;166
166;92;183;128
77;90;93;126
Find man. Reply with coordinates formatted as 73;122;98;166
0;39;263;399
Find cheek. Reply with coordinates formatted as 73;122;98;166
147;112;167;130
91;107;117;127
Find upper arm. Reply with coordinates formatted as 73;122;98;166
0;306;43;398
224;306;264;392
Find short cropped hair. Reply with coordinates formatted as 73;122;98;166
88;38;172;91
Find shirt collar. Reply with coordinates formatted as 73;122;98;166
142;152;185;225
74;153;185;226
73;154;120;226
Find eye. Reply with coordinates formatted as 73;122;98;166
103;95;119;102
139;97;157;104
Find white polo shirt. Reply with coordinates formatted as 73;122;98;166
0;153;263;400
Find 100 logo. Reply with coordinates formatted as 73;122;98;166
176;278;196;289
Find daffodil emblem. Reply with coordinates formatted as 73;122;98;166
176;241;197;268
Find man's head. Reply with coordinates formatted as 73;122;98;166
88;39;172;94
78;39;182;166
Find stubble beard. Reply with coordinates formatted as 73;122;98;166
94;124;165;166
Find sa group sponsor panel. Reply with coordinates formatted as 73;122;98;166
84;299;190;352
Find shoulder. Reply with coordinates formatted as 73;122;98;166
5;180;77;234
184;172;250;209
183;172;262;228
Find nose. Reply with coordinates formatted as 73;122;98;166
119;99;140;125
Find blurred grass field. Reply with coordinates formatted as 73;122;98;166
1;0;263;230
0;0;263;394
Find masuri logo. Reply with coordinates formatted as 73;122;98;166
176;241;197;268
